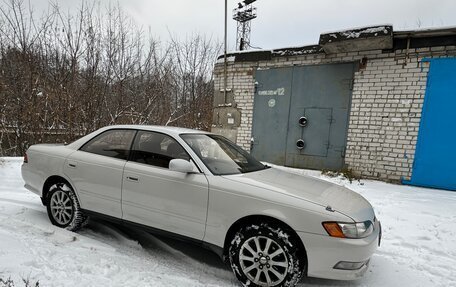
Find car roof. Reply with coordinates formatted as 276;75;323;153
103;125;212;137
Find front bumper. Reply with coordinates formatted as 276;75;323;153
298;219;381;280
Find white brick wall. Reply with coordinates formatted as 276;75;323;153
214;66;256;151
345;54;430;181
213;46;456;182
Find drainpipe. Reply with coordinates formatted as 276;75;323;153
404;35;411;67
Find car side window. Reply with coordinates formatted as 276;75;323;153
130;131;190;168
80;129;136;160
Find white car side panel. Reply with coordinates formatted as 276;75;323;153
203;175;351;248
122;161;209;240
21;144;75;197
63;151;125;218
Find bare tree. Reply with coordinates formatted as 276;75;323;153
0;0;221;156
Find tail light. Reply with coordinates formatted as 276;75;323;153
24;153;28;163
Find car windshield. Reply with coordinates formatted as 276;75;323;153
180;134;268;175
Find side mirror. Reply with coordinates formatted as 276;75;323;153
169;159;194;173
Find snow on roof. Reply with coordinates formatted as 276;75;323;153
321;23;393;35
215;25;456;61
395;25;456;33
394;25;456;38
338;26;390;39
272;45;323;56
319;25;393;45
215;56;236;64
216;44;322;60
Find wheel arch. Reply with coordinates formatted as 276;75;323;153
223;214;308;270
42;175;74;205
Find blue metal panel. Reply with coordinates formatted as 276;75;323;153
405;58;456;191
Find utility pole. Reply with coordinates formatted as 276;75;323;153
224;0;228;103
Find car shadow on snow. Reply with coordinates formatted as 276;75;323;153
82;218;365;287
81;218;239;285
300;277;363;287
86;219;228;268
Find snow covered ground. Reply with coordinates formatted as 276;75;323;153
0;157;455;287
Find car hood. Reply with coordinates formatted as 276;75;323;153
222;167;374;222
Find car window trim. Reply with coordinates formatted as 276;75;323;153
128;129;203;174
79;128;137;160
180;133;267;176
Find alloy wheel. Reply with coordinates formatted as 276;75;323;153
239;235;289;286
50;188;74;225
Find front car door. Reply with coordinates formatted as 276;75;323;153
122;130;209;240
64;129;136;218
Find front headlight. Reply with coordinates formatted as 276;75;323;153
323;221;374;239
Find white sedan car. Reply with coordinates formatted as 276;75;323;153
22;125;380;287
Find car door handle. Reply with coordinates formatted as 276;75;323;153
127;176;139;182
68;162;77;168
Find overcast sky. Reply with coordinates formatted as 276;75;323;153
29;0;456;51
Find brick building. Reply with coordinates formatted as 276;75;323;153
211;25;456;190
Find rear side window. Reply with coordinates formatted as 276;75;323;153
130;131;190;168
80;129;136;160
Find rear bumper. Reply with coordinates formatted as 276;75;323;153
298;220;380;280
21;163;42;197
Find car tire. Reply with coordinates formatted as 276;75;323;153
228;222;305;287
46;181;88;231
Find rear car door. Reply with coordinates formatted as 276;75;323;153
122;130;209;240
64;129;136;218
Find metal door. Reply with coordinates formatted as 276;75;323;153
251;67;293;163
287;107;332;161
286;63;354;170
122;161;209;239
251;63;354;170
405;58;456;191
